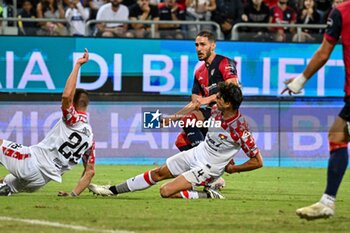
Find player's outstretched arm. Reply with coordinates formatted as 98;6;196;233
281;38;336;95
61;48;89;109
161;97;201;127
72;161;95;196
199;78;240;106
225;152;263;174
58;156;95;197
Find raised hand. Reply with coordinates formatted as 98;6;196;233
76;48;89;65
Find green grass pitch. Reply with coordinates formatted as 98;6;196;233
0;165;349;233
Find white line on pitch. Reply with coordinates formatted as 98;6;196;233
0;216;134;233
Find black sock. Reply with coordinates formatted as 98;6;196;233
109;186;118;195
109;182;130;194
325;147;349;197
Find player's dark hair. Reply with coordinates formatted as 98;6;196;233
73;88;89;108
196;31;216;42
218;82;243;110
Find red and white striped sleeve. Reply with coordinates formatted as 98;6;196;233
230;117;260;158
83;140;96;165
62;105;79;126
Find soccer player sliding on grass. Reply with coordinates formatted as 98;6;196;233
282;1;350;220
162;30;241;191
0;49;95;197
89;82;263;199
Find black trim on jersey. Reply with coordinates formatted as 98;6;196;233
227;59;237;78
192;55;237;96
208;55;225;87
192;77;201;95
326;8;342;40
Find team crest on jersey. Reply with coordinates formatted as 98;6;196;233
242;130;251;139
327;18;333;28
218;134;227;140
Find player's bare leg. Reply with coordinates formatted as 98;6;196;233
160;175;224;199
89;165;174;196
159;175;193;198
296;117;348;220
0;139;12;195
0;139;3;183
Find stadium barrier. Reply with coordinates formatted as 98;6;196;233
1;17;327;43
0;17;223;39
231;22;327;42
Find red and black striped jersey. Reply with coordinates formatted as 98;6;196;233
192;55;237;97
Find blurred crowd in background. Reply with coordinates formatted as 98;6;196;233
0;0;343;41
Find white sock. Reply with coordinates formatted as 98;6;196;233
126;171;156;192
320;193;336;207
180;190;201;199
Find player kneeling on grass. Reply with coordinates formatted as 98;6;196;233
0;49;95;197
89;82;263;199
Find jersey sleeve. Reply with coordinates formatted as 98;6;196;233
192;74;202;95
239;130;260;158
83;140;96;165
324;8;342;43
230;119;260;158
62;105;79;126
218;58;238;81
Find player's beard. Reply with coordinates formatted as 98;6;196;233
198;50;211;61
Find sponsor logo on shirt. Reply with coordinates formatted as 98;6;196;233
218;133;227;140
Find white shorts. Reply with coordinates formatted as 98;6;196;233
166;148;221;186
0;140;49;193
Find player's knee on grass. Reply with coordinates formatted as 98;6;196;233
159;184;173;198
4;173;45;193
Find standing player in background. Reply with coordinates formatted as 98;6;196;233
0;49;95;197
282;1;350;220
169;30;240;152
89;82;263;199
164;31;239;188
162;30;240;190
